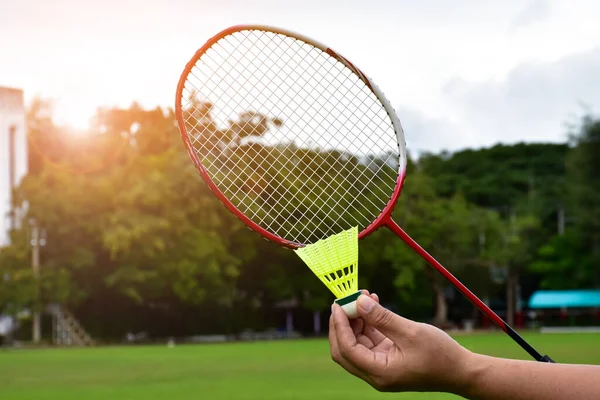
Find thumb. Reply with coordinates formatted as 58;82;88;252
356;294;411;340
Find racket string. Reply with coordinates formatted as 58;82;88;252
184;69;397;202
182;73;396;227
188;33;396;176
183;102;380;244
184;78;394;240
192;31;397;165
182;75;394;239
181;29;401;244
184;96;395;243
191;87;396;222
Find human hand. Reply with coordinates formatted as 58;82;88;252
329;292;473;393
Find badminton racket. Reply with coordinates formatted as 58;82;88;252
174;25;554;363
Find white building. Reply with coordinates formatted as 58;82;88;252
0;86;28;247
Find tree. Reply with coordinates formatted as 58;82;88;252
531;233;595;289
10;94;585;339
419;142;572;322
3;100;281;338
363;168;497;327
499;213;542;326
565;115;600;286
0;231;35;317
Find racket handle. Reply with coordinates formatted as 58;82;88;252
385;219;554;363
541;355;556;363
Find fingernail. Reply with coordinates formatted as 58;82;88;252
358;295;375;313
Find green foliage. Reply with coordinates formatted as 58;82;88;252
2;96;598;338
357;170;506;325
419;137;591;304
419;143;569;209
492;213;543;273
0;232;36;316
531;116;600;289
565;116;600;284
531;233;594;289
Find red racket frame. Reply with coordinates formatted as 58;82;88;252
175;25;553;363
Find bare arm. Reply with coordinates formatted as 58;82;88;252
459;353;600;400
329;292;600;399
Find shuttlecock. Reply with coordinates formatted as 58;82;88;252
295;226;361;318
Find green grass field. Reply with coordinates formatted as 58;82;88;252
1;332;599;400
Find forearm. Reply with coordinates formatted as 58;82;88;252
455;353;600;400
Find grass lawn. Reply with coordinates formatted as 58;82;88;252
1;332;599;400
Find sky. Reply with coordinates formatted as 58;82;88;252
1;0;600;155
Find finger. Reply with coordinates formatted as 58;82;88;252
352;290;375;338
353;318;375;349
355;333;375;349
351;290;369;335
350;292;381;348
329;313;342;363
331;303;358;348
329;308;370;380
362;323;388;347
362;293;386;345
350;292;382;347
332;303;385;372
359;289;379;304
356;295;416;342
372;337;396;353
371;293;379;303
350;311;364;331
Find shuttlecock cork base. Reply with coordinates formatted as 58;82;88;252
295;226;360;319
334;290;362;319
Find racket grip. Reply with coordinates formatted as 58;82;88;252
541;355;555;363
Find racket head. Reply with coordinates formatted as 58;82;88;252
175;25;408;249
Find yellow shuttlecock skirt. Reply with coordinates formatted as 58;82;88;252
295;226;361;317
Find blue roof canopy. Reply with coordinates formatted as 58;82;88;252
528;290;600;309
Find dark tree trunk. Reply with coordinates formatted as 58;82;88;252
506;268;517;327
433;280;448;327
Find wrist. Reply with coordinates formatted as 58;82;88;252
450;350;489;398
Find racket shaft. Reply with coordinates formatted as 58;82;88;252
385;219;553;363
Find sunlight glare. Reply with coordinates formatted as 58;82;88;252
53;100;95;134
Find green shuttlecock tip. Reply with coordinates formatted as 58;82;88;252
294;226;359;301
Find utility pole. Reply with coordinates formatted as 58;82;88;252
8;126;16;231
30;219;45;344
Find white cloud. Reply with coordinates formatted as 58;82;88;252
1;0;600;153
439;46;600;149
396;107;464;156
393;46;600;154
510;0;553;31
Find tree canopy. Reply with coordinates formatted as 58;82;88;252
1;99;597;340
